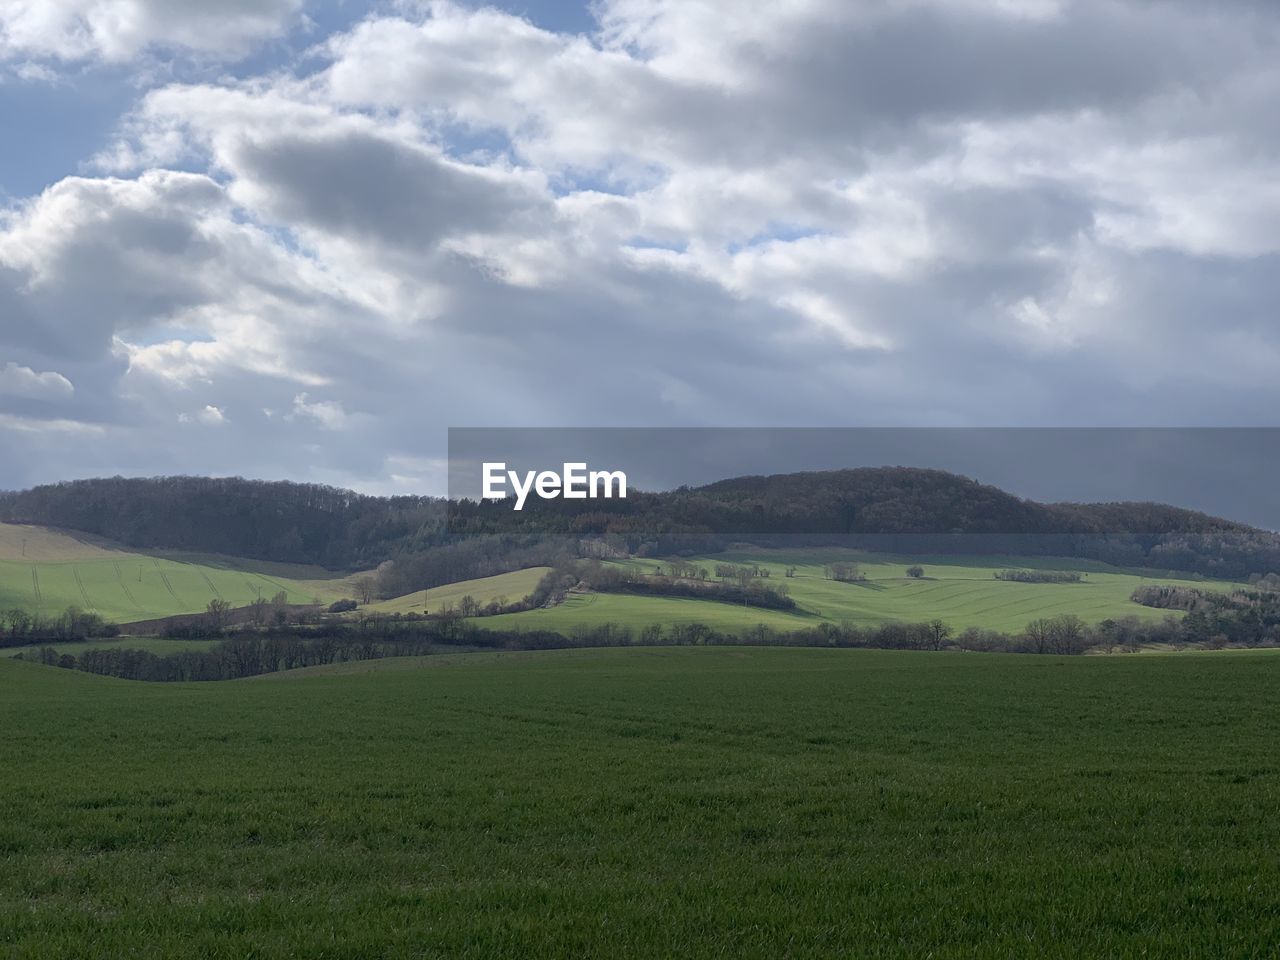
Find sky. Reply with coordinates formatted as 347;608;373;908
1;0;1279;498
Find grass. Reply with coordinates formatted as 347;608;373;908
485;590;816;632
0;523;356;623
364;567;553;616
2;646;1279;957
486;549;1241;634
0;528;1244;637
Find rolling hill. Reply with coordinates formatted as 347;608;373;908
5;468;1280;579
483;549;1239;634
363;567;553;616
0;527;1246;640
0;523;358;624
1;466;1273;642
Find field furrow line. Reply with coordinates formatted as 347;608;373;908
153;559;184;606
115;563;141;609
72;566;93;611
198;568;224;601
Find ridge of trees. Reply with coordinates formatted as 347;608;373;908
1;606;119;646
1131;583;1280;645
3;468;1279;582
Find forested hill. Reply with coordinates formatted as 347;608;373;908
0;476;444;570
1;469;1277;579
448;467;1279;577
449;466;1255;539
690;469;1249;536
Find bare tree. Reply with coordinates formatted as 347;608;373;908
271;591;289;626
353;576;377;606
205;598;231;632
1024;618;1052;654
824;562;863;583
926;619;951;650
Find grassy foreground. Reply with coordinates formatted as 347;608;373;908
3;648;1279;958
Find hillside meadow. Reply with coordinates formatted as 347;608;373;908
0;523;356;624
485;549;1237;634
2;646;1279;958
0;525;1243;643
364;567;553;616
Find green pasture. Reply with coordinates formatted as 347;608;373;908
0;556;347;623
489;549;1240;634
3;646;1279;957
365;567;553;616
0;524;355;623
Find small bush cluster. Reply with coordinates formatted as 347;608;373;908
993;569;1083;583
575;559;795;610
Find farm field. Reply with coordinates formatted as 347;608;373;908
487;549;1240;634
365;567;553;616
2;646;1279;957
484;590;817;632
0;526;1244;636
0;523;357;623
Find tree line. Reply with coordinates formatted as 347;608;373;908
572;559;796;611
21;602;1280;682
1;606;119;646
993;569;1083;583
1131;583;1280;647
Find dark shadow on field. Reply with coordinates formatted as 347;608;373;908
837;580;890;592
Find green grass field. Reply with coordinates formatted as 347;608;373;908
486;549;1238;634
365;567;553;616
0;525;1243;637
0;523;356;623
3;647;1278;957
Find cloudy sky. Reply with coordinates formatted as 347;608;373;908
1;0;1278;495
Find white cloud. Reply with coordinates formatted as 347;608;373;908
5;0;1280;490
0;361;74;399
0;412;102;434
0;0;302;64
289;392;350;431
197;403;224;425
